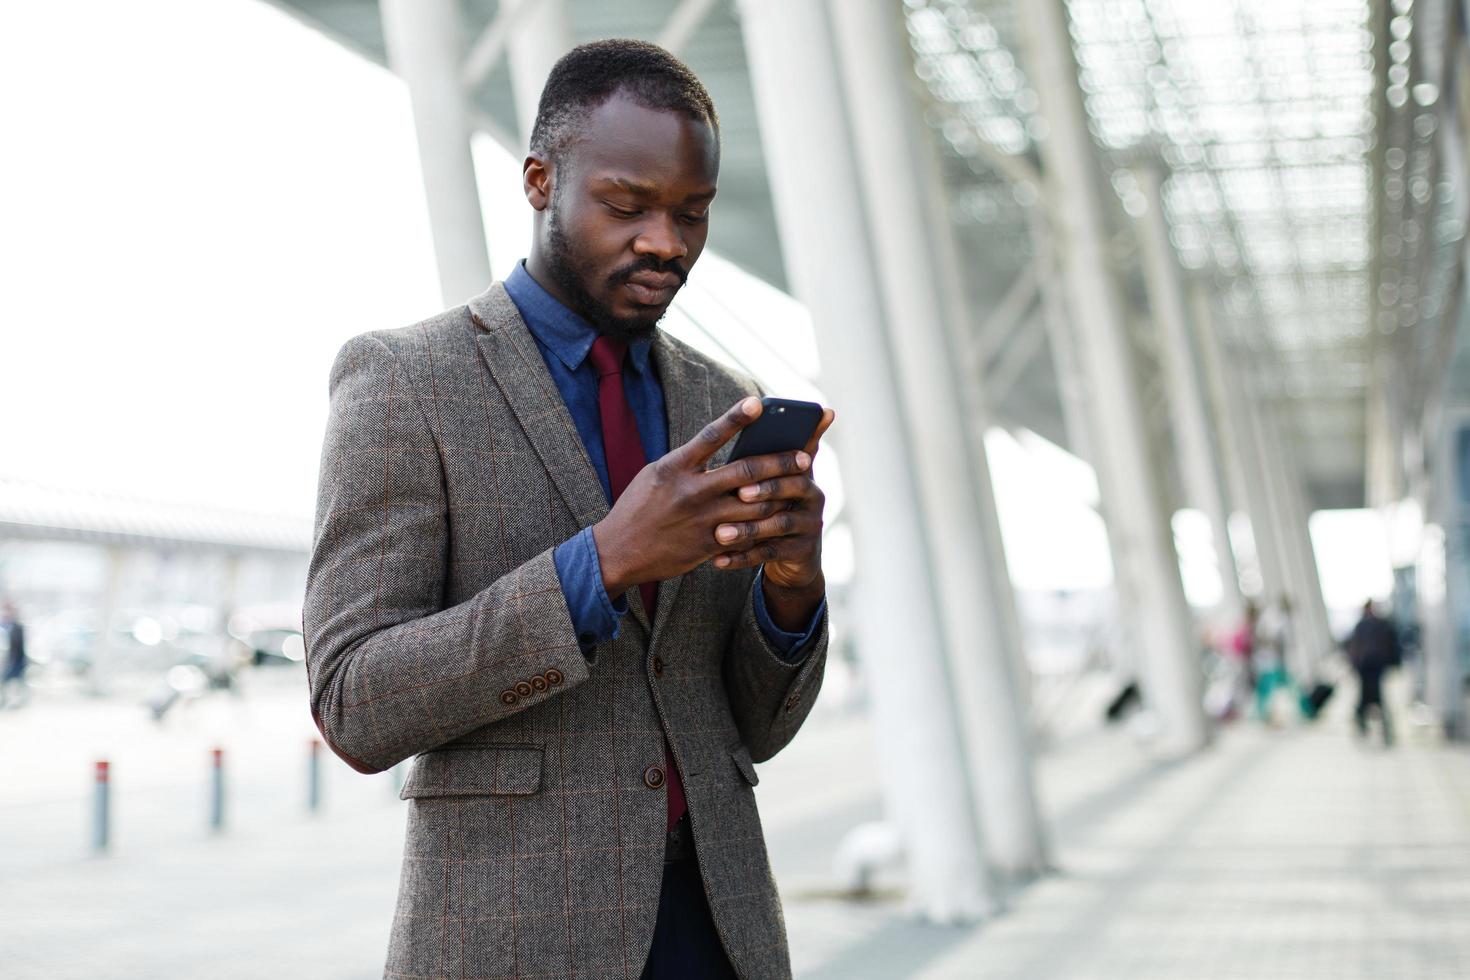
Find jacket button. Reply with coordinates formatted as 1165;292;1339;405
514;680;533;698
545;668;564;686
643;764;666;789
531;674;548;692
499;690;518;706
785;695;799;713
651;656;664;678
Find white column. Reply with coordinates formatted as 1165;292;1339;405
1032;215;1101;474
1019;0;1207;754
1242;393;1307;664
740;0;996;920
1135;165;1243;622
381;0;493;306
1253;402;1334;669
1426;409;1469;737
1191;289;1286;604
91;546;127;696
506;0;572;145
827;0;1047;881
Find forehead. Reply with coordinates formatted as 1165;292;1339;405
565;92;719;192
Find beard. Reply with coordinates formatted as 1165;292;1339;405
543;202;686;345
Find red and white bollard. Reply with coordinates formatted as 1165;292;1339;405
92;760;110;854
209;747;225;833
307;739;322;813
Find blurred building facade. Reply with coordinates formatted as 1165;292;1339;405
4;0;1464;921
246;0;1470;913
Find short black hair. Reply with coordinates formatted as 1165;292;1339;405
529;39;719;160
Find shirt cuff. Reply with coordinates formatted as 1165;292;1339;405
553;527;628;657
751;568;826;663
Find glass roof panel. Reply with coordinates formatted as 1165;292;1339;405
907;0;1386;447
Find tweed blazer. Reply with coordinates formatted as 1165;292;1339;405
303;283;829;980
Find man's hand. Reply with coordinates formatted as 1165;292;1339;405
592;396;833;597
715;406;835;631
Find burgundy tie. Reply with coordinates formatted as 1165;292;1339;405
587;336;687;829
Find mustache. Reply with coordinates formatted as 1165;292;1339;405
607;256;688;287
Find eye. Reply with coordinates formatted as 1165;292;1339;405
680;211;710;226
604;203;642;219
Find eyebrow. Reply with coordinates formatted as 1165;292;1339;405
596;176;717;203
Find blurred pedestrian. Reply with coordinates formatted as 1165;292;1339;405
1222;600;1260;720
0;601;28;708
1347;599;1400;746
1253;595;1294;723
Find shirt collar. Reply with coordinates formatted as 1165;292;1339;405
504;260;654;375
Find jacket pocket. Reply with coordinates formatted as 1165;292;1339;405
730;743;760;787
399;744;544;799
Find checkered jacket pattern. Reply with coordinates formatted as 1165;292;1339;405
303;283;829;980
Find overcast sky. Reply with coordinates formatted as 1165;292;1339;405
1;0;442;520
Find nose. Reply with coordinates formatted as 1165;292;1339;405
632;212;688;265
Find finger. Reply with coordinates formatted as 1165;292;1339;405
736;474;816;504
710;496;790;525
802;408;836;459
712;538;812;570
705;449;810;496
668;396;763;471
713;510;820;548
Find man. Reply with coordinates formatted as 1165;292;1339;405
0;601;27;709
1347;599;1400;746
304;39;834;980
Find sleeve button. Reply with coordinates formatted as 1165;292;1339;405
531;674;548;692
514;680;533;698
499;690;518;706
545;668;564;686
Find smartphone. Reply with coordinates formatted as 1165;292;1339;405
727;397;825;462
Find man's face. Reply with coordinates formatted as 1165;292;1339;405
528;92;719;341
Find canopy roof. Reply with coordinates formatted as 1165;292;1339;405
265;0;1468;509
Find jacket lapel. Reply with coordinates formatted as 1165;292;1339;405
646;332;712;639
468;284;610;532
468;284;724;643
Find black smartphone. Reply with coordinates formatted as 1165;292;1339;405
727;397;825;462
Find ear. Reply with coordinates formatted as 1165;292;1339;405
524;153;553;212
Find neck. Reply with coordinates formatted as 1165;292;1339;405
524;249;585;318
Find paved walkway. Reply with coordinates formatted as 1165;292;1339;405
2;672;1468;978
786;717;1470;979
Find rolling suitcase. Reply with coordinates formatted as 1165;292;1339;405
1302;682;1334;719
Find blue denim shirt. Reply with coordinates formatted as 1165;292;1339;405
503;262;823;660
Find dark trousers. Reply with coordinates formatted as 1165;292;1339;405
640;856;738;980
1355;669;1392;745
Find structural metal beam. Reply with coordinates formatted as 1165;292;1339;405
985;313;1049;406
461;0;542;91
829;0;1048;882
658;0;721;56
971;258;1040;375
506;0;571;144
739;0;998;920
